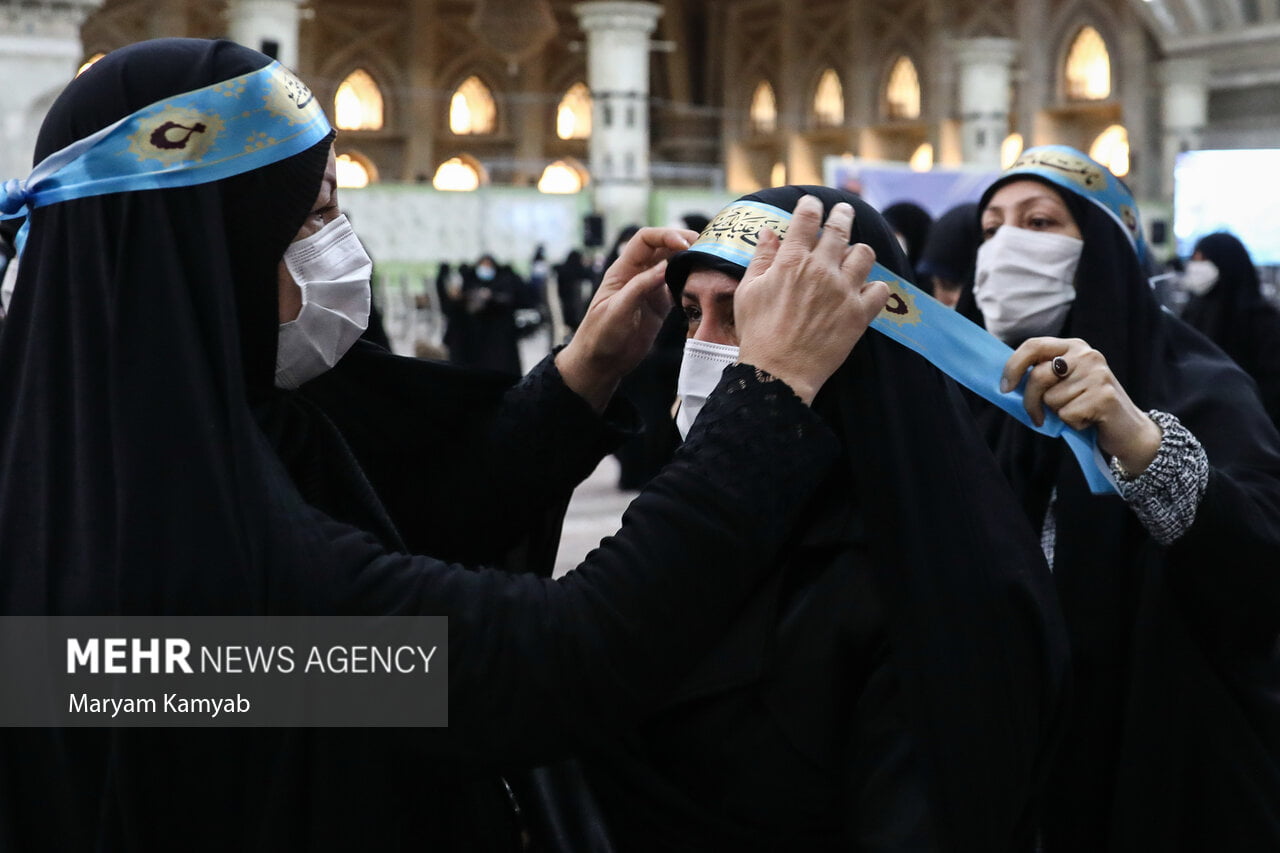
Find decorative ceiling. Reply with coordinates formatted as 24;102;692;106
1132;0;1280;51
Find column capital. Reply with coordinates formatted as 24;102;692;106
952;37;1018;68
573;1;662;36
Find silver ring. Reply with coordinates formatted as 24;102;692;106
1051;356;1070;379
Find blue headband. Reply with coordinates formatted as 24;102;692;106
686;198;1119;495
0;60;331;227
994;145;1148;267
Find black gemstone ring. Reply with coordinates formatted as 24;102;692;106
1051;356;1070;379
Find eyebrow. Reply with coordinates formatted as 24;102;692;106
985;193;1066;216
682;289;736;303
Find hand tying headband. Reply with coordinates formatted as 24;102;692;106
0;59;332;254
684;199;1119;495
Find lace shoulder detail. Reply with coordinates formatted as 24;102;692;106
676;362;838;513
509;352;640;446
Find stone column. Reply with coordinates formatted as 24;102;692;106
953;37;1018;169
573;1;662;240
513;53;548;188
1015;0;1048;145
0;0;103;181
1159;57;1210;200
227;0;304;69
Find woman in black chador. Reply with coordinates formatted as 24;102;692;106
456;253;524;375
0;39;901;851
553;248;595;333
562;186;1070;852
1180;231;1280;429
962;146;1280;851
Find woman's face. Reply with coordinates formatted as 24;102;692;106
681;268;740;347
980;180;1081;242
277;147;340;323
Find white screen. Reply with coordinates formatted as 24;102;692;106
1174;149;1280;265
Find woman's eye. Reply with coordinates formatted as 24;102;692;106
1029;217;1053;230
982;225;999;240
682;305;701;323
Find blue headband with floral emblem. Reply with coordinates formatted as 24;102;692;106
990;145;1148;267
686;197;1119;495
0;60;331;238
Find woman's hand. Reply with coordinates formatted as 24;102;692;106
556;227;697;411
1002;336;1164;475
734;196;890;405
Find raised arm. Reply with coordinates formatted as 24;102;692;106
314;361;836;761
299;196;893;761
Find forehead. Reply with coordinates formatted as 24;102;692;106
682;268;740;300
984;179;1069;213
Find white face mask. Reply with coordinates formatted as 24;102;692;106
275;214;372;390
1182;259;1219;296
974;225;1083;346
675;339;740;440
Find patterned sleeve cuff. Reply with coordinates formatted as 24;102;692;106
1109;410;1209;545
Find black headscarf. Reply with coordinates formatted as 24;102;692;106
0;38;507;852
1185;232;1265;335
882;200;933;277
917;202;981;294
666;186;1069;851
0;37;352;852
0;38;331;615
965;167;1280;851
1182;232;1280;427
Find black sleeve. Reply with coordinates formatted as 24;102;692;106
308;345;637;565
299;363;841;763
1164;364;1280;638
1169;466;1280;638
460;351;639;545
1246;307;1280;430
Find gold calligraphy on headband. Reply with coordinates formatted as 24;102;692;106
690;200;921;326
